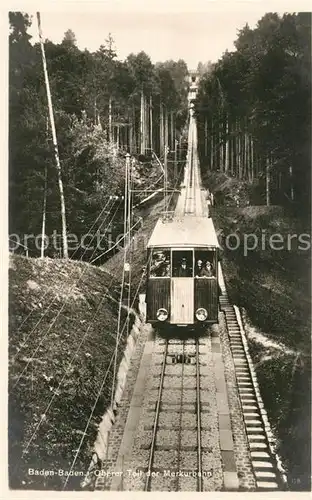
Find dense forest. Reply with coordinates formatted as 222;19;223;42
195;12;311;217
9;12;189;260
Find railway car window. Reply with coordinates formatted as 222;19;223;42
150;250;171;277
195;251;216;277
172;250;193;277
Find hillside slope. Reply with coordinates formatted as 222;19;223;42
205;171;311;490
9;255;132;490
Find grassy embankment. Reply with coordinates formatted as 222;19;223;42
204;171;311;491
9;255;132;489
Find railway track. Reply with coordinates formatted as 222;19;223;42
144;338;205;492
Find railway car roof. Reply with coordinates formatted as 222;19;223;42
147;216;220;249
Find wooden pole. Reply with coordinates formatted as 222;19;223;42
37;12;68;258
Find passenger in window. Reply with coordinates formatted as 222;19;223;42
151;252;166;277
195;259;203;277
199;261;214;277
161;262;171;277
177;257;192;277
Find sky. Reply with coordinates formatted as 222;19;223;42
22;0;310;69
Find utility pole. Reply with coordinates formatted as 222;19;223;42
124;153;132;335
37;12;68;258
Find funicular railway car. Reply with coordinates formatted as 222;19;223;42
146;216;220;329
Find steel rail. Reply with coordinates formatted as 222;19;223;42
144;340;169;491
195;339;203;491
176;341;186;490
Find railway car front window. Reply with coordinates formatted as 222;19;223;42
195;251;216;277
172;250;193;277
150;250;171;277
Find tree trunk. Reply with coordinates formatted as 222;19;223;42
140;90;144;155
224;116;229;174
219;115;223;172
210;118;214;170
144;93;147;153
250;135;254;182
289;164;294;201
266;156;270;206
165;107;169;150
204;116;208;158
160;102;164;156
37;12;68;259
150;95;153;151
170;111;174;150
116;125;120;149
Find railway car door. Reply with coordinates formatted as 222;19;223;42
171;250;194;324
194;249;218;323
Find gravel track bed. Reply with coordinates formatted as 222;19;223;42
152;353;165;364
121;472;145;491
200;391;217;405
179;451;198;469
200;413;218;430
181;412;197;428
160;389;183;404
180;430;198;449
165;364;196;376
201;429;220;450
181;389;197;403
149;474;177;491
158;411;181;429
163;376;183;388
142;413;156;430
177;476;198;491
126;449;150;465
145;389;161;403
200;376;215;389
202;452;223;490
149;364;164;376
181;376;197;389
199;364;214;375
156;429;179;448
159;402;195;412
153;450;179;468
